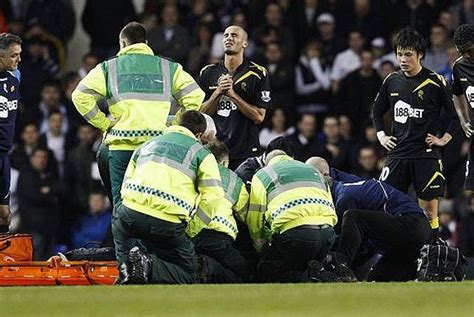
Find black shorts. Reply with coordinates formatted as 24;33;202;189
379;157;445;200
0;154;11;205
465;139;474;190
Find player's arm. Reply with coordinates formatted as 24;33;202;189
199;67;231;115
452;64;473;137
226;88;266;124
372;74;397;150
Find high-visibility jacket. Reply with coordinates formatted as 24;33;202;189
71;43;205;151
121;125;225;224
187;163;249;240
247;155;337;252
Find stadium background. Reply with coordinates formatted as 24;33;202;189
1;0;474;271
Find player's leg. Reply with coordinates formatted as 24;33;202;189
412;159;445;239
379;157;411;193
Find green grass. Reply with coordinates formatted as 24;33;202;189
1;282;474;316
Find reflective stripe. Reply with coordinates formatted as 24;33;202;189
199;179;221;187
106;57;172;103
83;105;100;121
183;142;203;166
267;181;326;202
123;182;193;212
235;204;248;216
266;166;280;186
226;172;238;205
213;216;238;235
195;208;212;225
249;203;266;213
107;59;120;105
77;83;103;99
108;129;163;138
136;155;196;181
269;197;334;223
173;82;200;100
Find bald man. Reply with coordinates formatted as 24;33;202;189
198;25;272;170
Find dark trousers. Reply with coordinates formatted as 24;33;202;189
112;204;197;284
193;229;247;283
108;150;134;208
257;225;335;283
96;142;113;206
337;210;431;281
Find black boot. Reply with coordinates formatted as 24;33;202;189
307;260;341;283
115;262;131;285
128;247;152;284
325;254;357;282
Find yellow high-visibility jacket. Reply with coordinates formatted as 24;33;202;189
72;43;205;151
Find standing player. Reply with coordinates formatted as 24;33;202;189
0;33;22;233
372;28;458;239
452;24;474;191
198;25;272;170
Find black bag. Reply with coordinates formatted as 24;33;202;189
416;243;467;282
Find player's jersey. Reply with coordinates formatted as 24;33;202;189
452;56;474;123
0;70;21;154
332;178;425;216
198;59;272;160
372;67;456;159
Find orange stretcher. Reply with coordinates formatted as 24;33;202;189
0;256;118;286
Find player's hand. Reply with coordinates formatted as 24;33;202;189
379;135;397;151
216;75;233;95
462;122;473;138
425;133;448;147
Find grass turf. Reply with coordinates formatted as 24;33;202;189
1;282;473;316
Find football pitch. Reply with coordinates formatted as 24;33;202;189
1;282;473;316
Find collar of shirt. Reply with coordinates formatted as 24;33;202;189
117;43;154;57
165;125;198;140
219;58;250;76
267;154;293;166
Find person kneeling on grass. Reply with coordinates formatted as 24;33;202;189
186;140;249;283
112;110;225;284
308;157;431;282
247;150;339;283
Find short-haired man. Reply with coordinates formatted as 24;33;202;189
248;150;337;282
372;28;458;239
452;24;474;192
72;21;205;209
0;33;22;233
198;25;272;170
112;110;225;284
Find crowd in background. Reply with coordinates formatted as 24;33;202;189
1;0;474;259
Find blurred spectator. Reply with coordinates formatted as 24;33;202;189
18;147;64;260
393;0;434;38
438;44;461;83
82;0;136;61
338;0;386;40
62;71;86;139
148;3;191;64
0;1;12;32
330;30;364;94
438;10;456;38
259;107;295;148
291;0;322;52
424;23;449;72
295;40;331;118
378;60;397;80
288;113;324;162
449;0;474;27
338;115;354;142
263;41;295;113
337;50;381;136
315;12;345;68
19;36;60;109
183;0;218;35
321;116;351;171
25;0;75;45
39;110;69;178
65;123;100;214
77;52;98;79
353;145;381;179
37;80;69;134
253;2;295;61
371;37;387;70
187;22;213;78
70;191;112;249
139;12;158;33
10;123;58;176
